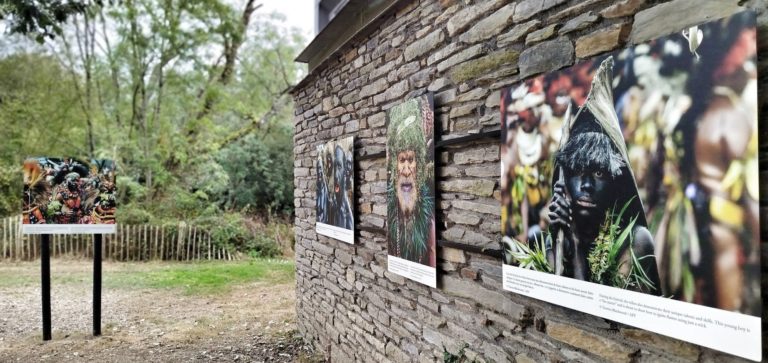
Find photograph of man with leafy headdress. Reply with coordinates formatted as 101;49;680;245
386;95;436;267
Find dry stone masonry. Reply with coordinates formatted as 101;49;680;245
292;0;768;361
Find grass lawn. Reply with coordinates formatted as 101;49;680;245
0;259;295;295
109;259;295;294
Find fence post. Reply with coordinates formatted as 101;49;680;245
160;225;165;261
176;222;184;261
2;217;6;260
151;226;160;260
143;224;148;261
16;220;21;261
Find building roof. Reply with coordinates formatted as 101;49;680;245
295;0;403;73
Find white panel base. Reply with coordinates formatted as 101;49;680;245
502;264;761;361
388;255;436;288
316;222;354;244
23;224;116;235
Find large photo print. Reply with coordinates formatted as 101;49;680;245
500;12;759;360
23;158;117;234
387;94;437;288
316;136;355;243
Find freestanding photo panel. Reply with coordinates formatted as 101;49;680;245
499;12;760;361
316;136;355;243
22;157;117;235
386;94;437;288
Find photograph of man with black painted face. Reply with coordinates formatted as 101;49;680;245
501;12;759;315
315;137;354;244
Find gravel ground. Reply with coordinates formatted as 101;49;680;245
0;261;320;362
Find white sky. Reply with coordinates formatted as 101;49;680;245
257;0;316;48
0;1;318;60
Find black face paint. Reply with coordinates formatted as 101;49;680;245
564;167;613;219
333;145;346;196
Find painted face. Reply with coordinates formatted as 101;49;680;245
333;146;346;196
518;107;540;133
396;150;417;216
565;167;612;219
67;178;78;192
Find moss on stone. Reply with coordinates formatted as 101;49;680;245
449;50;519;84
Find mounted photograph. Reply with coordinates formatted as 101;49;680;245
316;136;355;243
386;94;437;288
22;158;117;234
499;12;760;361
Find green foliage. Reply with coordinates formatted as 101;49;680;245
0;163;20;217
195;212;251;248
0;53;89;162
194;213;283;258
588;198;655;291
501;235;552;273
245;233;281;259
116;176;147;204
216;124;294;215
0;0;91;42
0;3;306;226
116;205;154;224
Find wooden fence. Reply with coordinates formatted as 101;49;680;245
0;216;234;261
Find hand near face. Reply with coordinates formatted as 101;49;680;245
548;180;572;234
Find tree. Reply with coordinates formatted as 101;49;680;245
0;0;306;220
0;0;93;42
0;53;90;216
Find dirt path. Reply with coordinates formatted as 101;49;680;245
0;261;318;362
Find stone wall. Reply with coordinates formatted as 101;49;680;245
291;0;767;362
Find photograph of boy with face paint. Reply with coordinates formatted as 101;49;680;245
23;158;117;226
315;137;354;241
387;95;436;268
501;12;759;314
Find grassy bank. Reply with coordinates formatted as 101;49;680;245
0;259;295;295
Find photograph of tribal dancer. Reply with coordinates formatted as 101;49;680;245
23;158;117;225
500;12;759;314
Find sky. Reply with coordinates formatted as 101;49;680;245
257;0;316;48
0;1;318;61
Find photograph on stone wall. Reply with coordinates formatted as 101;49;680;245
23;158;117;234
499;12;760;360
315;136;355;243
386;94;437;288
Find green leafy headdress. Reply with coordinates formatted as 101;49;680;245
387;98;428;188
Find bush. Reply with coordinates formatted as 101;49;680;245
0;163;20;217
116;176;147;204
246;233;281;258
216;125;294;216
115;205;154;224
194;213;282;258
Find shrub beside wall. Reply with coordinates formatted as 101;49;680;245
292;0;767;361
